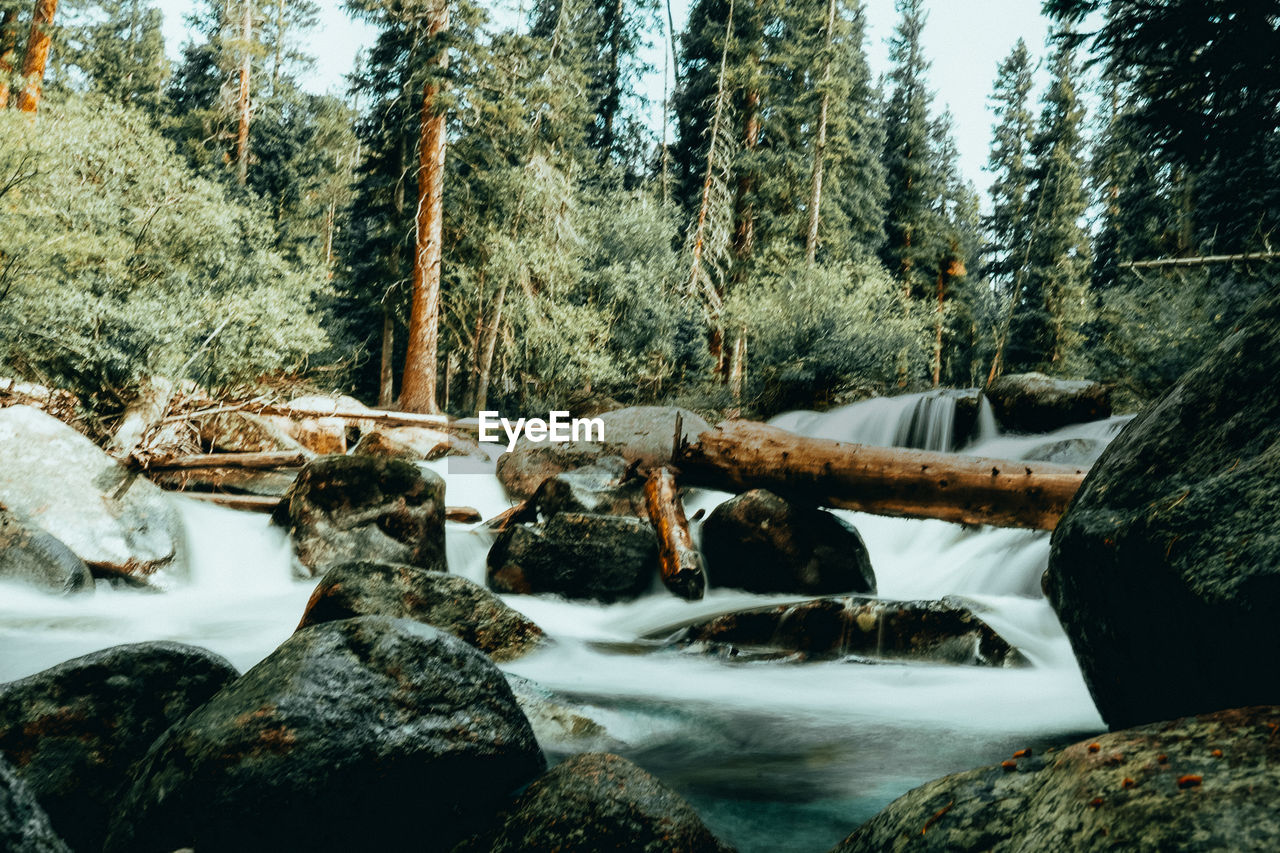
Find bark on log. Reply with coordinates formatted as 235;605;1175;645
482;500;534;533
644;466;707;600
177;492;283;513
148;451;308;470
675;420;1086;530
107;377;175;461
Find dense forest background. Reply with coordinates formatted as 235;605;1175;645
0;0;1276;420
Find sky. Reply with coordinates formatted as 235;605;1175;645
153;0;1054;199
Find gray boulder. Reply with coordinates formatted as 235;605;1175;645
986;373;1111;433
0;509;92;594
0;758;69;853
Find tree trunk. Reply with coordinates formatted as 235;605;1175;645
378;306;395;408
149;450;308;470
235;0;252;185
644;467;706;600
14;0;58;113
0;9;19;107
804;0;837;264
399;0;449;415
475;279;506;413
675;420;1087;530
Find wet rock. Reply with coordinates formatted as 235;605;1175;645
0;757;69;853
529;455;646;518
297;561;546;662
487;513;659;603
457;753;732;853
273;455;445;577
671;596;1024;666
0;509;92;594
942;388;984;449
0;405;186;580
1047;293;1280;730
701;490;875;595
496;442;615;500
504;675;622;753
985;372;1111;433
0;643;238;852
834;706;1280;852
104;616;545;853
1022;437;1108;466
152;466;301;498
350;427;451;461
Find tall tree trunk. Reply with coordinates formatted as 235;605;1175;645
475;280;506;413
399;0;450;415
0;9;18;107
804;0;837;264
235;0;252;185
14;0;58;113
378;306;395;408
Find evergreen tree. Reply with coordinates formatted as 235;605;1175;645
62;0;169;112
981;39;1034;292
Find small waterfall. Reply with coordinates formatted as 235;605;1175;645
768;390;961;452
972;395;1000;445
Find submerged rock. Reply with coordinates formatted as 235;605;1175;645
487;513;659;603
0;405;186;579
985;372;1111;434
105;617;545;853
834;706;1280;852
1047;293;1280;730
457;753;733;853
297;561;546;662
0;510;92;594
0;643;238;853
273;454;446;577
700;490;875;596
0;757;69;853
671;596;1024;667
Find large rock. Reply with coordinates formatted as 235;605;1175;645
529;455;647;518
350;427;452;462
834;706;1280;852
670;596;1024;667
458;753;732;853
985;372;1111;433
0;510;92;594
104;617;545;853
504;675;622;754
0;758;69;853
0;406;186;579
701;490;875;595
1047;294;1280;730
487;513;659;602
0;643;238;852
273;455;446;577
297;561;546;662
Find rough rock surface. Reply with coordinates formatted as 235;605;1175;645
457;753;732;853
273;454;446;577
0;758;69;853
0;510;92;593
350;427;451;461
504;675;621;754
672;595;1024;666
700;490;875;595
834;706;1280;852
200;410;310;454
1047;294;1280;730
0;405;186;579
297;561;546;661
104;617;545;853
528;455;646;518
487;513;659;602
986;372;1111;434
0;643;238;852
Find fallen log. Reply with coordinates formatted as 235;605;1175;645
482;500;535;532
644;467;707;601
675;420;1087;530
177;492;282;513
148;450;308;470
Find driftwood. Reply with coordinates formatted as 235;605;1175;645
675;420;1086;530
482;500;535;532
644;467;707;600
178;492;282;512
148;451;308;470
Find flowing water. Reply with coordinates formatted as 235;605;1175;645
0;392;1124;852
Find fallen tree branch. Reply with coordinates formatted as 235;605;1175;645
644;466;707;600
148;451;308;470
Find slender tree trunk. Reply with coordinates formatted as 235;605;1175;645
235;0;252;186
14;0;58;113
475;280;506;413
378;306;395;408
804;0;837;264
0;9;19;107
399;0;449;415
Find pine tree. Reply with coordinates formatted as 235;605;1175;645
62;0;169;112
982;39;1034;292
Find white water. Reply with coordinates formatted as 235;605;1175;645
0;394;1122;852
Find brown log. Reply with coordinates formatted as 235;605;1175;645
149;450;307;470
107;376;175;461
445;506;482;524
482;499;534;533
178;492;282;513
675;420;1087;530
644;466;706;600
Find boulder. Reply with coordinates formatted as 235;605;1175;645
834;706;1280;852
985;373;1111;433
457;753;732;853
350;427;451;461
700;490;875;595
297;561;546;662
0;643;238;852
262;394;378;455
0;510;92;594
1022;437;1108;466
487;513;659;603
273;455;445;577
0;757;69;853
496;442;615;500
104;617;545;853
670;596;1024;666
529;455;646;518
0;406;186;579
1047;294;1280;730
504;675;622;753
0;379;81;432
